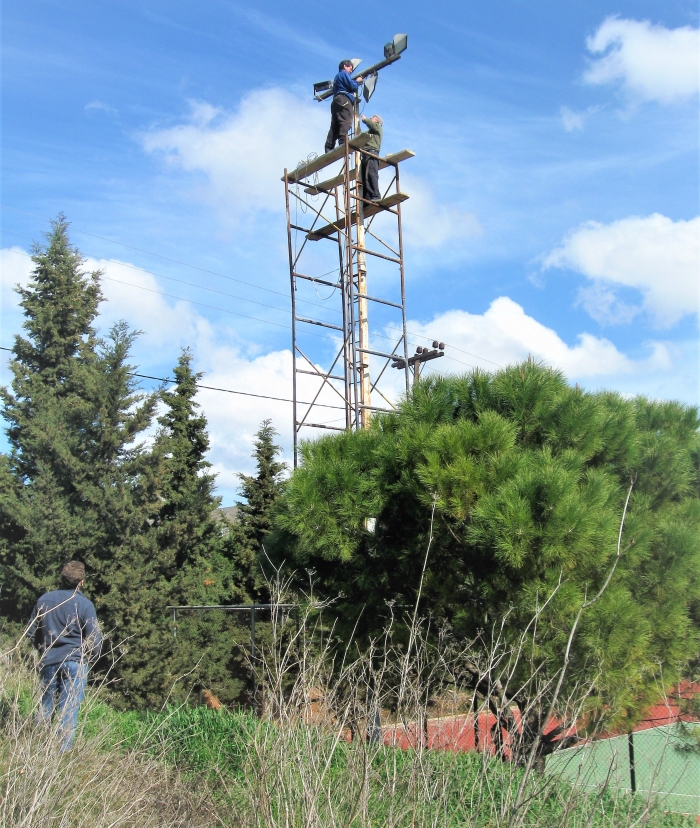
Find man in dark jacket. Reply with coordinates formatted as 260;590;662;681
27;560;102;750
324;60;363;154
360;114;383;201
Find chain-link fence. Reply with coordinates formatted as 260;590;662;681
547;723;700;819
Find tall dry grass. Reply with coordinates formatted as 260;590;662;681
0;646;225;827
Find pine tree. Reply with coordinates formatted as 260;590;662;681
233;419;287;597
274;362;700;759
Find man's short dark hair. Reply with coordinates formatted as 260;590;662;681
61;560;85;589
339;60;353;71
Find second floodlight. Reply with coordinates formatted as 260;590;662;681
384;33;408;59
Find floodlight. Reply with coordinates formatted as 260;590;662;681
384;33;408;59
313;79;333;97
363;72;378;102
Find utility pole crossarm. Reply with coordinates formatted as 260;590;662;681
303;149;415;195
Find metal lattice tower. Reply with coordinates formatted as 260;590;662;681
283;115;415;466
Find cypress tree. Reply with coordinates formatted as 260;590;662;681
0;217;159;626
234;419;287;597
0;217;168;717
147;351;254;706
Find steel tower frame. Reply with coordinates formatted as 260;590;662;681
283;128;414;466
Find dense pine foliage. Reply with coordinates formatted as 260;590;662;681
273;364;700;751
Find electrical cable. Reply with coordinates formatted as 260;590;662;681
1;204;294;302
0;225;341;319
0;346;344;410
2;246;481;373
1;206;502;368
1;247;335;342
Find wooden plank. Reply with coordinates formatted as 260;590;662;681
304;170;351;195
379;149;415;169
303;149;415;194
306;192;409;241
284;134;371;184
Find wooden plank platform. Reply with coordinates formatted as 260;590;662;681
284;134;371;184
303;149;415;195
306;192;409;241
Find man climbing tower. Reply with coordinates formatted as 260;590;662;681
324;60;363;154
360;114;383;201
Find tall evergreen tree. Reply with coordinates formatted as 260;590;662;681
234;419;286;597
0;217;159;626
143;351;255;706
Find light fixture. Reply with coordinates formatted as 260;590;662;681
384;34;408;59
363;72;378;102
313;80;332;97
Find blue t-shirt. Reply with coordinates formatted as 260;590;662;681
28;589;103;667
332;70;359;103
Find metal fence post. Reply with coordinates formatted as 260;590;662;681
628;731;637;793
250;603;257;710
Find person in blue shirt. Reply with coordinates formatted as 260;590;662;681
27;560;103;751
324;60;363;154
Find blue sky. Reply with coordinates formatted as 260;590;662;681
1;1;698;505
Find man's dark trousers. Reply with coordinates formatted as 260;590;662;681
361;152;380;201
325;94;354;154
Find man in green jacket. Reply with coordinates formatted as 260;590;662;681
360;114;383;201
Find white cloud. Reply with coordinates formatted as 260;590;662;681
4;242;692;500
559;105;601;132
560;106;585;132
142;89;328;219
409;297;671;383
0;244;336;501
584;17;700;104
90;257;209;348
0;247;32;316
401;174;482;249
142;90;479;251
543;214;700;327
85;100;118;117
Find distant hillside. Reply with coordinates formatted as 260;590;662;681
214;505;239;523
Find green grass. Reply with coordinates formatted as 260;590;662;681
77;701;694;827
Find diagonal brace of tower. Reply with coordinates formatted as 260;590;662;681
283;129;415;466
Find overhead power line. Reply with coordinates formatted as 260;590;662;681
0;346;344;410
0;225;340;319
1;247;329;341
1;204;294;301
0;204;504;368
0;247;471;369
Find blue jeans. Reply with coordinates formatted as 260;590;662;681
38;661;88;751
